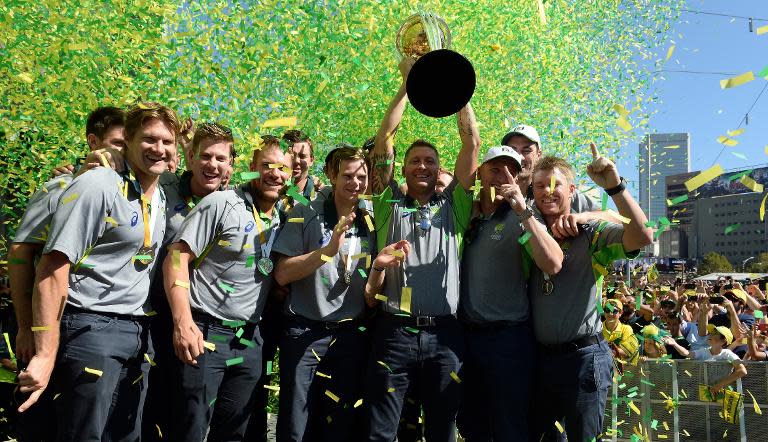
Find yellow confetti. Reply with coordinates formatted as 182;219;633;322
324;390;340;402
316;371;332;379
400;287;412;314
387;387;396;393
84;367;103;377
684;164;723;192
317;80;329;93
747;389;762;415
144;353;156;366
663;145;680;149
203;341;216;352
549;174;555;194
353;399;363;408
758;24;768;35
490;186;496;202
31;326;50;332
727;128;745;137
374;294;388;302
132;373;144;385
105;217;118;227
61;193;79;205
554;421;564;433
365;214;374;232
17;73;34;84
377;360;392;372
262;117;298;128
390;250;404;258
760;193;767;222
720;71;755;89
174;279;190;289
607;209;630;224
613;104;630;117
288;217;304;223
450;371;462;384
683;429;690;436
684;370;692;377
535;0;547;25
357;194;372;200
67;42;88;50
716;136;738;147
264;385;280;392
665;44;675;61
320;254;333;263
218;240;231;247
312;348;321;361
268;163;283;169
155;424;162;439
629;400;641;415
617;116;632;132
740;175;764;193
53;393;61;400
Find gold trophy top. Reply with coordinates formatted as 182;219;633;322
396;13;452;59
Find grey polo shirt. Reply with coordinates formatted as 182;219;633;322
373;179;473;316
460;203;529;324
528;221;638;345
174;185;280;322
272;195;373;321
43;167;167;316
14;174;74;245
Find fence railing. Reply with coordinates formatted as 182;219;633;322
606;360;766;442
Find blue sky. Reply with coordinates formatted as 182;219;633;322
619;0;768;195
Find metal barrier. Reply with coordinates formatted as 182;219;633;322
606;360;767;442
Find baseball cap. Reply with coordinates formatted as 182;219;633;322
706;324;734;345
604;299;623;313
481;146;524;171
724;288;748;304
500;124;541;146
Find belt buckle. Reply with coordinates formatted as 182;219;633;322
416;316;433;327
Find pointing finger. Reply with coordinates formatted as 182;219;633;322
590;142;600;160
502;165;515;183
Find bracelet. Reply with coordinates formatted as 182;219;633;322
372;266;385;272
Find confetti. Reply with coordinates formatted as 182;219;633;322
760;193;767;221
365;214;374;231
144;353;156;366
174;279;190;289
377;360;393;373
726;128;745;137
288;217;304;223
225;357;244;367
320;254;333;263
720;71;755;89
354;399;363;408
84;367;103;377
262;117;298;128
217;282;236;293
666;194;688;206
31;326;50;332
400;287;412;314
665;44;675;61
758;24;768;36
724;223;741;235
61;193;79;205
449;371;462;384
203;341;216;351
238;171;260;181
554;421;564;433
716;136;738;147
684;164;723;192
739;175;764;193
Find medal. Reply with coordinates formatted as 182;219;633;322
257;257;274;276
343;271;352;285
543;279;554;295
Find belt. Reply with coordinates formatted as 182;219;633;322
288;315;359;330
539;334;604;353
63;305;150;322
191;310;258;327
382;312;456;328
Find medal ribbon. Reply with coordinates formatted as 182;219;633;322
345;234;358;275
141;196;151;249
252;206;278;259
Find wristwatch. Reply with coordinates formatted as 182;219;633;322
518;206;534;222
605;177;627;196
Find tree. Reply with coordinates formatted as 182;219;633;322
747;252;768;273
698;252;733;275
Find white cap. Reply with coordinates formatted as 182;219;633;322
501;124;541;145
481;146;524;171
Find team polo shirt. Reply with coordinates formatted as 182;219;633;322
43;167;166;316
528;221;639;345
460;202;529;324
272;195;374;321
14;174;74;245
174;185;280;322
373;179;473;317
602;321;640;364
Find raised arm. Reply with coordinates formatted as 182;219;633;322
17;251;70;412
370;58;414;195
586;143;653;252
453;103;481;190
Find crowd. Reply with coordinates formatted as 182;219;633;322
1;56;758;442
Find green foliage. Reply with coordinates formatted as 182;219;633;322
699;252;734;275
1;0;684;248
747;252;768;273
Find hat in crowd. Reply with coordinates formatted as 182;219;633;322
481;146;523;172
641;324;660;337
660;299;676;309
706;324;734;345
724;288;748;304
500;124;541;146
683;289;697;297
604;298;623;313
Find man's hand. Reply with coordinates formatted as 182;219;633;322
497;166;526;213
77;148;124;177
17;354;56;412
179;117;195;163
51;164;75;177
373;240;411;270
586;143;621;190
398;56;416;81
322;212;356;257
173;317;205;365
550;213;584;239
15;328;36;364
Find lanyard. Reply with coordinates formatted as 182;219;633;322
252;205;278;259
345;234;358;274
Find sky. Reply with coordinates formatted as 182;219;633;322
618;0;768;196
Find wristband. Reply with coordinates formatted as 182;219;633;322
605;177;627;196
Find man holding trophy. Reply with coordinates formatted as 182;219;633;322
364;13;479;441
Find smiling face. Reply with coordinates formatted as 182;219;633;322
332;158;368;205
125;118;176;179
403;145;439;195
250;145;290;205
290;141;313;181
532;166;574;218
478;157;520;198
504;134;541;180
190;139;233;196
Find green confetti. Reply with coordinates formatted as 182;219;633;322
266;360;273;375
239;338;255;348
210;334;229;343
245;255;255;268
238;171;261;181
667;194;688;205
358;326;367;332
601;192;608;211
226;356;244;367
222;320;246;328
357;268;367;278
235;328;244;338
724;223;741;235
218;282;236;293
518;231;532;245
209;397;217;407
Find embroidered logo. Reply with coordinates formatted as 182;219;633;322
490;223;504;241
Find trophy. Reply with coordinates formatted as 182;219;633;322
395;12;476;118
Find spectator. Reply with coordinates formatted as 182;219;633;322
660;313;695;359
602;299;640;366
640;325;667;359
690;325;747;394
